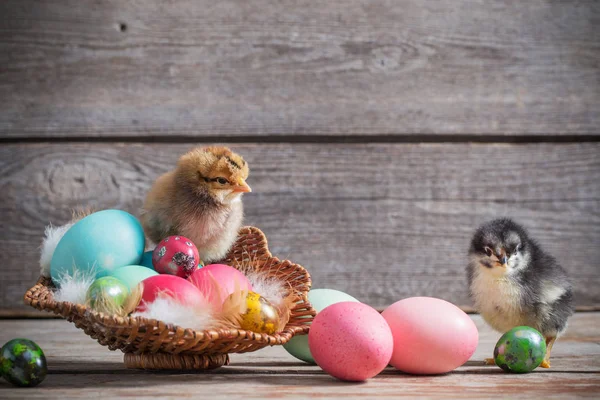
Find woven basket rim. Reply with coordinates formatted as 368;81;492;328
26;275;312;342
24;226;316;354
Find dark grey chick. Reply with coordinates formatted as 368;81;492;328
467;218;574;368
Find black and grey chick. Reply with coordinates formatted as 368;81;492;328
467;218;574;368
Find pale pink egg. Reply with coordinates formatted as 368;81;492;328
136;275;204;312
308;302;393;381
382;297;478;374
188;264;252;310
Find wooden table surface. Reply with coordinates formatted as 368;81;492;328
0;314;599;399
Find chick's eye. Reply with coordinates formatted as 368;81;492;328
216;177;228;185
197;172;208;182
514;244;521;253
484;247;493;257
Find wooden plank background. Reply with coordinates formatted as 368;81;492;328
1;0;599;138
0;1;598;315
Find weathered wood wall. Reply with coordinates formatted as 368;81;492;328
0;1;598;315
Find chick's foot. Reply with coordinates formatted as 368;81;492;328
540;336;557;369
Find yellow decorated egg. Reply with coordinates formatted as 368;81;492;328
239;292;279;334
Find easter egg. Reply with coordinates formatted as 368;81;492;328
309;302;393;381
188;264;252;311
382;297;478;375
140;251;155;270
231;292;279;334
50;210;145;283
86;276;130;315
0;339;47;387
494;326;547;373
110;265;158;291
284;288;359;363
136;274;205;312
153;236;201;278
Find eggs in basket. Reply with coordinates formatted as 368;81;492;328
27;209;314;370
43;209;299;335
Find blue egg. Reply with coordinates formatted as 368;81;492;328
140;250;155;270
50;210;145;284
110;265;158;291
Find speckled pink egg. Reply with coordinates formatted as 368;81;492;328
152;235;200;278
382;297;478;375
308;302;393;381
188;264;252;311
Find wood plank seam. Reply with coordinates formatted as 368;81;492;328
1;134;600;144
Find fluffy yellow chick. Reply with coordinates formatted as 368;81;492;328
141;146;251;263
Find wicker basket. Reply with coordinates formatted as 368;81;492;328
24;226;315;370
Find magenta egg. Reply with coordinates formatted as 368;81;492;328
188;264;252;311
308;302;393;382
152;235;200;278
136;275;205;312
382;297;479;375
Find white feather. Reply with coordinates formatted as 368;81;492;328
132;295;216;331
244;270;288;309
53;269;95;305
39;222;74;277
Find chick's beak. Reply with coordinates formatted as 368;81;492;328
232;180;252;193
499;249;508;268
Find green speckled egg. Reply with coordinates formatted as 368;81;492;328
494;326;546;373
0;338;47;387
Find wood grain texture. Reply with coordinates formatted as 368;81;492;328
0;0;598;138
0;143;598;314
0;315;599;399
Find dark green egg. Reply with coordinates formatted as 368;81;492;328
494;326;546;373
0;338;47;387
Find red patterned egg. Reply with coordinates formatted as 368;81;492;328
152;235;201;278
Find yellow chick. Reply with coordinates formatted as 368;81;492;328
141;146;251;264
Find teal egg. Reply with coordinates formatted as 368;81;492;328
50;210;145;284
140;251;155;270
283;288;360;364
111;265;158;291
494;326;547;373
0;338;47;387
86;276;129;314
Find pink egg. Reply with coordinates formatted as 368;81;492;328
152;235;200;278
382;297;478;375
308;302;393;382
188;264;252;310
136;275;204;312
